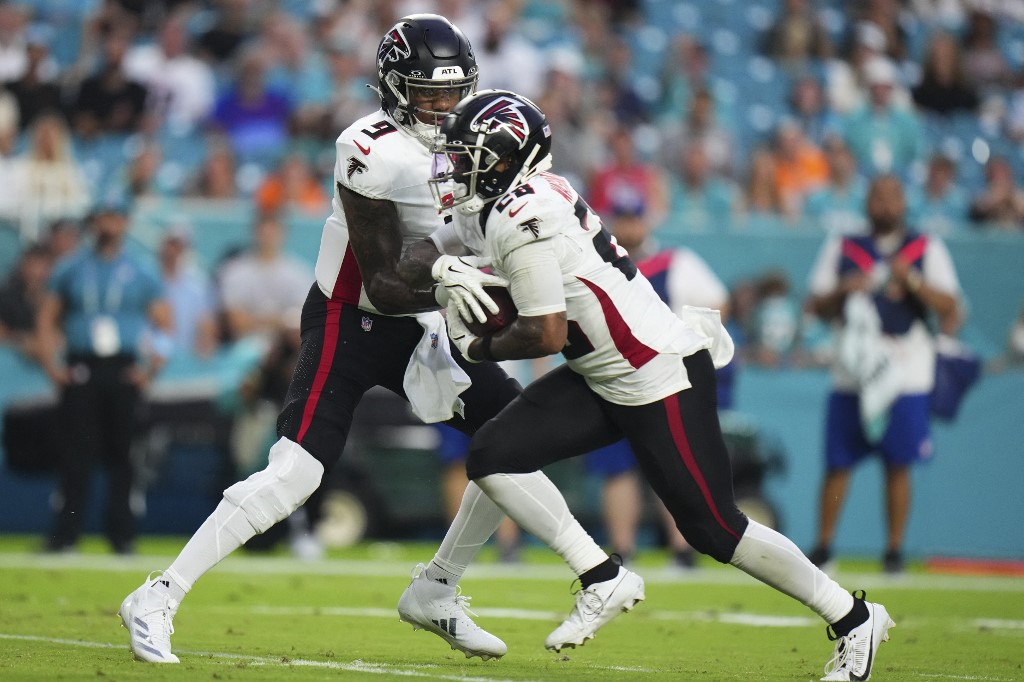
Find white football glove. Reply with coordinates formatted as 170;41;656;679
431;255;508;325
445;299;481;362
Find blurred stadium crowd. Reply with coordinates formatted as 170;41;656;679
2;0;1024;364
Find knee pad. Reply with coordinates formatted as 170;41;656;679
223;437;324;534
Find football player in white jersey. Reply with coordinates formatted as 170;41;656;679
118;15;628;664
398;90;896;679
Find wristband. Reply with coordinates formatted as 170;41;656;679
478;334;497;362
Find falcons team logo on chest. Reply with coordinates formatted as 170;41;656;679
346;156;368;179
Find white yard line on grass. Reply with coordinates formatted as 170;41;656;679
0;633;529;681
229;605;1024;634
228;604;817;628
914;673;1018;681
1;552;1022;593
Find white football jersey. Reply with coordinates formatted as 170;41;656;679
450;172;722;406
315;111;446;313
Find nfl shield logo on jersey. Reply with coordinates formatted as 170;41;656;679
430;332;439;349
361;316;373;332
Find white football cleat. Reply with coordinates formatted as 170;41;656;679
822;597;895;681
397;563;507;660
118;572;180;663
545;566;645;652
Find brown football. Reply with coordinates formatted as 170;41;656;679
463;286;518;336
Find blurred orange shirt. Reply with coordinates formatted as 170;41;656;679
774;145;829;205
255;177;328;215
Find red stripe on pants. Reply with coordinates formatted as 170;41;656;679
296;298;343;444
662;395;741;542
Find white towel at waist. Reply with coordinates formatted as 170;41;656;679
403;311;471;423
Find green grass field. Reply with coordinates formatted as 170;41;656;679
0;536;1021;681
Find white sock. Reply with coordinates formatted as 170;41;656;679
729;519;854;624
475;472;608;576
425;481;504;586
159;497;262;602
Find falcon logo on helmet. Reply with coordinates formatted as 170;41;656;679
377;26;411;68
470;96;530;147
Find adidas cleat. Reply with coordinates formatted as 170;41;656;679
397;563;507;660
118;572;180;663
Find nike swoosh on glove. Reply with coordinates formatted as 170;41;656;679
445;299;481;362
432;255;508;324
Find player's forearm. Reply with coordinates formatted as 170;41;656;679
396;239;442;290
364;273;439;314
468;314;566;361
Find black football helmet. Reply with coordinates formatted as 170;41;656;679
429;89;553;215
376;14;478;143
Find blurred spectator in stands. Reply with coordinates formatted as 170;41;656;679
805;174;962;574
850;0;909;62
536;48;606;191
907;153;969;236
7;112;91;243
474;0;544;101
295;35;374;145
261;10;331;112
789;75;840;148
35;191;173;555
666;142;740;233
910;0;966;31
4;23;61;132
124;13;216;134
571;0;614;81
773;119;829;220
826;21;908;115
741;147;785;221
0;243;52;356
805;138;869;235
196;0;255;67
123;138;163;198
912;31;979;117
0;89;16;218
218;212;311;345
0;3;27;82
841;56;927;177
762;0;832;70
968;156;1024;231
751;270;800;368
661;87;735;180
45;218;82;262
254;152;329;217
658;35;720;124
183;137;238;200
212;46;293;164
71;26;150;140
596;32;650;125
588;124;668;227
158;218;218;359
961;9;1012;96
